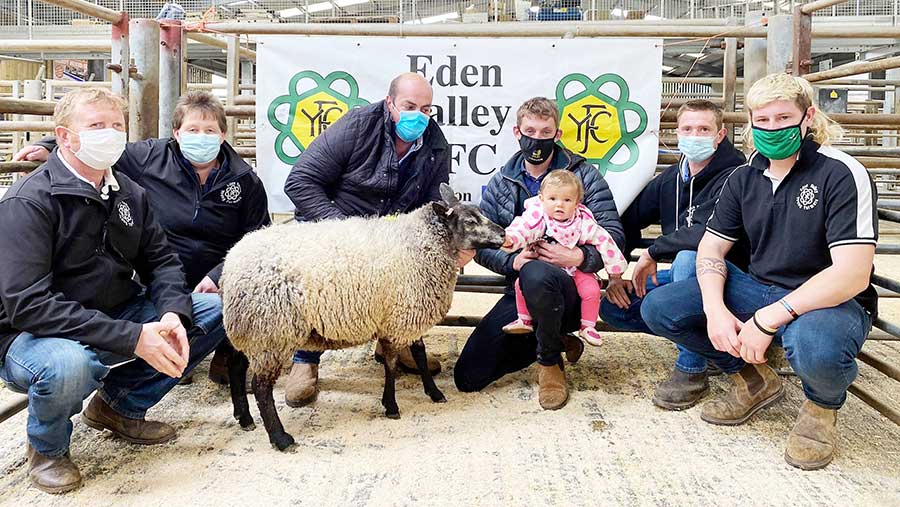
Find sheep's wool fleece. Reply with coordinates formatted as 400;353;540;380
220;206;458;370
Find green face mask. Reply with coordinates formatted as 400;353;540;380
752;120;804;160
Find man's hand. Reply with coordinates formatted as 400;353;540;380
457;248;476;268
738;315;775;364
193;276;219;293
604;276;634;309
706;308;743;358
513;247;538;271
135;317;189;378
13;145;49;162
533;241;584;269
632;250;658;298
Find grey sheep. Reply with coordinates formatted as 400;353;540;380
221;184;505;451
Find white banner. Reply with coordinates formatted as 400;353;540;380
256;36;662;214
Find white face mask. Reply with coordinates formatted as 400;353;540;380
69;128;127;170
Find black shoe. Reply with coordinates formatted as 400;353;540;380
706;362;724;376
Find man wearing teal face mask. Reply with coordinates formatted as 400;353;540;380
15;91;271;386
283;72;457;408
601;100;748;411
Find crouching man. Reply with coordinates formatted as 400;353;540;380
0;88;226;493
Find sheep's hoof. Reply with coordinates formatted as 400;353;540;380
385;411;401;420
271;433;296;451
236;413;256;430
428;390;447;403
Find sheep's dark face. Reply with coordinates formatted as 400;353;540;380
433;184;505;250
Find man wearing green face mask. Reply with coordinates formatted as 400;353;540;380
641;73;878;470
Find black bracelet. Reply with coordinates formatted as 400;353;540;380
779;299;799;320
753;313;777;336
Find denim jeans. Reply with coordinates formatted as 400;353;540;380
454;260;583;392
599;251;745;374
0;292;225;456
640;264;871;409
293;349;322;364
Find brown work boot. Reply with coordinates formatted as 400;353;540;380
700;363;784;425
284;363;319;408
26;442;82;494
81;396;176;445
652;367;710;411
784;400;838;470
375;342;441;375
536;361;569;410
561;333;585;364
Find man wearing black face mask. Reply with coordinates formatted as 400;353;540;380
454;97;624;410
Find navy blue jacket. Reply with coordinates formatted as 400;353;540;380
37;137;271;288
0;152;192;360
622;137;749;267
283;100;450;222
476;146;625;293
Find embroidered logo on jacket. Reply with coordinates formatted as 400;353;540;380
796;183;819;210
117;201;134;227
221;181;242;204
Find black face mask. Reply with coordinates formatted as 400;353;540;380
518;134;556;164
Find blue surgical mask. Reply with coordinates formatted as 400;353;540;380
677;136;716;163
392;104;429;142
179;132;222;164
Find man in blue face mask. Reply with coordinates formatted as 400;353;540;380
283;72;457;408
600;99;749;410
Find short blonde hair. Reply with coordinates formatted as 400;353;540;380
54;87;127;128
173;91;227;133
743;73;844;151
517;97;559;129
540;170;584;202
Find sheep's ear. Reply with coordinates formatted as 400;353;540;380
432;201;453;221
439;183;459;207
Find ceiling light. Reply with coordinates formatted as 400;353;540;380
278;7;303;17
404;11;460;24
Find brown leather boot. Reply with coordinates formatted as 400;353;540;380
784;400;838;470
536;361;569;410
26;442;82;494
652;367;709;411
375;342;441;375
561;333;585;364
81;396;176;445
284;363;319;408
700;363;784;425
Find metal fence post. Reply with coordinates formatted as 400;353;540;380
744;11;767;99
111;12;130;98
767;15;794;75
159;20;183;138
128;18;160;141
226;36;240;145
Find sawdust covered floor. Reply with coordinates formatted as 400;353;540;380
1;265;899;506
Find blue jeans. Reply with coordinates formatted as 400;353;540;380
640;264;871;409
0;293;226;457
600;251;744;373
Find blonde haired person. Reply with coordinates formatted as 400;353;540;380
15;90;270;385
1;87;228;493
641;73;877;470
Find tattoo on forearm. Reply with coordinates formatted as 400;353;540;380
697;257;728;278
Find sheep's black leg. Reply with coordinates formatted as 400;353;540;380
252;372;294;451
410;339;446;403
379;339;400;419
226;349;255;430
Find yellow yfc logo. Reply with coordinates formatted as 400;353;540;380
268;70;370;165
556;73;648;175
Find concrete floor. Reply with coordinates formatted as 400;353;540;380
1;267;899;506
